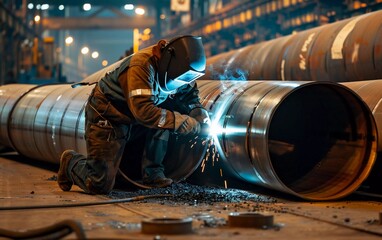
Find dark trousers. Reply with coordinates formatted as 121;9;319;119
68;86;169;194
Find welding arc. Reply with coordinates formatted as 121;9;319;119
0;194;173;211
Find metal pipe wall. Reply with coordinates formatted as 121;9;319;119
202;10;382;152
203;10;382;82
0;80;377;200
0;84;37;148
342;81;382;151
0;84;91;162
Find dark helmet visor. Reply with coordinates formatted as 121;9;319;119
157;35;206;93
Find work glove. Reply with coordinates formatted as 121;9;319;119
189;108;211;137
174;112;201;135
189;108;211;125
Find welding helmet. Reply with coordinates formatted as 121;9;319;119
157;35;206;93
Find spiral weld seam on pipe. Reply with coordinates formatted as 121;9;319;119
203;10;382;82
202;9;382;154
0;80;377;201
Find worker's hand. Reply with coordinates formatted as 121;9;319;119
189;108;211;125
174;112;201;135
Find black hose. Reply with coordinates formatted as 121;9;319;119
0;219;86;239
0;194;173;211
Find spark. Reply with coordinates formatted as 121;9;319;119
193;81;248;187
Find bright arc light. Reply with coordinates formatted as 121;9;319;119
83;3;91;11
81;47;89;55
58;5;65;10
208;124;247;136
65;36;73;45
91;51;99;59
135;7;145;15
124;4;134;10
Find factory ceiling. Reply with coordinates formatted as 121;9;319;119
28;0;167;29
41;12;156;30
27;0;169;7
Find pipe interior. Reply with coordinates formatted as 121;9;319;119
268;84;376;199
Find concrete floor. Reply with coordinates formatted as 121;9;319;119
0;153;382;240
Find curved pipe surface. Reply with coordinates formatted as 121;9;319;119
0;84;37;148
0;82;207;186
3;84;92;162
189;80;377;200
203;10;382;82
0;80;377;200
343;80;382;151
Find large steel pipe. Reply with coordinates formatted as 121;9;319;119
204;10;382;82
189;80;377;200
342;80;382;193
0;84;92;161
0;80;377;200
0;82;206;186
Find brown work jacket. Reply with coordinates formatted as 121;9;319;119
95;45;203;131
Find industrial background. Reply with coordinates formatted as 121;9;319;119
2;0;382;84
1;0;382;239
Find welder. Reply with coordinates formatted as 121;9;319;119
58;35;210;194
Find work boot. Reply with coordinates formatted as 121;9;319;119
57;150;76;191
143;176;173;188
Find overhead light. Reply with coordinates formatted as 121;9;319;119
91;51;99;59
135;7;145;15
143;28;151;35
65;36;74;45
102;60;108;67
34;15;41;22
81;47;89;55
83;3;91;11
41;4;49;10
124;4;134;10
58;5;65;11
27;3;34;9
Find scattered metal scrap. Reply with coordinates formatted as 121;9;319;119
141;217;193;235
228;212;274;229
108;182;277;206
